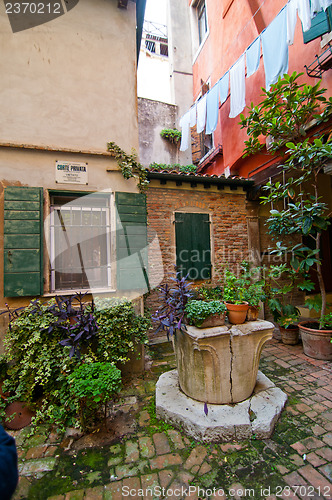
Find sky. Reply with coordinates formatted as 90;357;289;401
144;0;167;25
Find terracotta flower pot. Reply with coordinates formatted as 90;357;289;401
298;321;332;360
279;325;299;345
246;305;259;321
225;302;249;325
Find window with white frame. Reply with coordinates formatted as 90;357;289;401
49;194;112;292
197;0;208;45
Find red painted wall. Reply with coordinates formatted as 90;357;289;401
189;0;332;176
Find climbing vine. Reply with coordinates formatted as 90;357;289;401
107;142;149;192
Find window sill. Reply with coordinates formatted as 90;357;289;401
43;288;116;297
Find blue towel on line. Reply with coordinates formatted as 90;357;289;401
261;7;288;90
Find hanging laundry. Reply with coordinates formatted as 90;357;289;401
219;72;229;105
246;37;261;77
206;84;220;134
196;94;207;134
229;54;246;118
189;103;197;127
179;110;191;151
287;0;311;45
310;0;332;17
261;7;289;90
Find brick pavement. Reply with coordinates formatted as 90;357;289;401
9;338;332;500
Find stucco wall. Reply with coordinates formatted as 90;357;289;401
0;0;142;316
138;97;182;167
0;0;139;153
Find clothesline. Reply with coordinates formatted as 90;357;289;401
179;0;332;152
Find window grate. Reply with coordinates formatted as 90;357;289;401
50;197;111;292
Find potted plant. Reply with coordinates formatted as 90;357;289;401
241;72;332;359
222;269;249;324
299;312;332;360
262;264;301;345
184;300;227;328
272;304;300;346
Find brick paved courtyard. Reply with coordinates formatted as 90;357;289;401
10;338;332;500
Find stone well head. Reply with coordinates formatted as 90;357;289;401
173;320;274;405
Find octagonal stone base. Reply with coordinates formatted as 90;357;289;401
156;370;287;442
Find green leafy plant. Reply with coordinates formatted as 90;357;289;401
321;312;332;330
93;298;150;364
240;72;332;328
185;300;226;327
0;296;150;431
194;285;223;301
222;269;250;304
262;263;302;328
68;362;122;430
107;142;149;192
149;162;197;174
160;128;182;144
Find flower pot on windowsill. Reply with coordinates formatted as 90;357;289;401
298;321;332;360
278;324;299;345
225;302;249;325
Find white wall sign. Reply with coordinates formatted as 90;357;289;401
55;161;88;184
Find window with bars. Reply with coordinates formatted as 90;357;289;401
50;194;111;292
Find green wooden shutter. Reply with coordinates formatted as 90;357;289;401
175;212;211;280
115;192;149;291
4;186;43;297
303;4;332;43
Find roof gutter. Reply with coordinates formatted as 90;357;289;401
147;171;254;190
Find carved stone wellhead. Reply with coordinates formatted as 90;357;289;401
173;320;274;404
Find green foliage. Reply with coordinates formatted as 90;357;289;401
185;300;226;327
107;142;149;192
149;162;197;174
241;72;332;328
93;298;150;364
222;264;264;306
321;312;332;330
160;128;182;143
1;297;150;431
68;362;121;430
194;285;223;301
240;72;332;156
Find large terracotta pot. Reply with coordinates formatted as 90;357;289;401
225;302;249;324
298;321;332;360
279;325;299;345
173;320;274;404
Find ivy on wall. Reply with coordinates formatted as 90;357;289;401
107;142;149;192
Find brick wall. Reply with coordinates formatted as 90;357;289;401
145;184;250;339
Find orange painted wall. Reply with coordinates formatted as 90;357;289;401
189;0;332;176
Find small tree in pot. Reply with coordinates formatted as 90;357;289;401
240;72;332;359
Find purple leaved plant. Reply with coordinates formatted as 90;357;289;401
152;268;194;339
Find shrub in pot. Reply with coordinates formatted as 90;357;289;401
184;300;227;328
